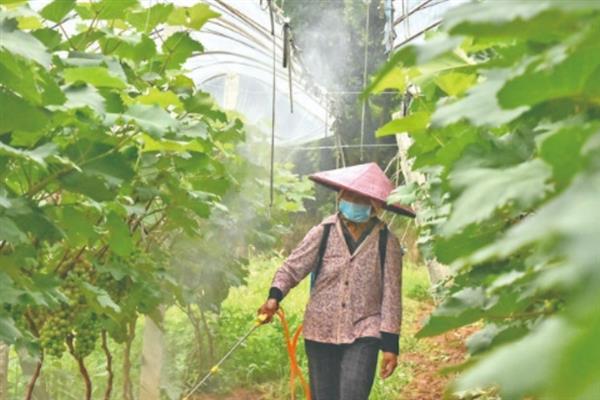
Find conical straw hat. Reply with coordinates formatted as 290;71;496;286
309;162;416;218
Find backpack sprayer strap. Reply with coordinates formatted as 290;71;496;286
378;225;388;284
378;225;388;302
310;223;332;290
310;222;388;292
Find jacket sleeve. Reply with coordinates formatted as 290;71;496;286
269;224;324;300
380;233;403;353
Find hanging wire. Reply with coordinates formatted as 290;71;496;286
359;0;371;162
324;103;329;138
283;22;294;113
282;22;290;69
335;131;347;167
267;0;275;34
269;0;277;208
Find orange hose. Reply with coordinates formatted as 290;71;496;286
277;308;312;400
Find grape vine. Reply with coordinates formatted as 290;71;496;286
372;1;600;398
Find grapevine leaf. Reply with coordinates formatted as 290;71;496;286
443;159;553;235
139;134;205;154
178;122;208;139
419;127;480;171
106;212;133;257
0;142;57;167
0;51;39;103
365;35;463;96
167;3;220;29
99;32;156;63
61;139;136;187
0;188;11;208
60;171;117;201
410;122;479;171
0;52;64;106
388;182;417;205
134;87;183;111
466;323;499;355
454;318;572;399
161;31;203;70
183;91;217;114
83;0;139;20
81;282;121;313
417;287;487;337
498;42;600;109
0;89;49;133
107;104;178;138
536;122;599;189
17;15;43;30
466;171;600;269
434;71;477;96
63;84;105;114
0;18;51;68
434;222;502;264
63;66;127;89
368;66;409;93
10;207;63;242
0;314;21;344
0;216;27;244
444;0;600;37
40;0;76;23
432;69;529;127
57;206;97;246
467;321;530;357
444;1;550;31
126;3;173;33
376;112;430;137
550;308;600;399
0;272;23;304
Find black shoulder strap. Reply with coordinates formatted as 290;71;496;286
310;223;388;292
310;223;332;290
379;225;388;283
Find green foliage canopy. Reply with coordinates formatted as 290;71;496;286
0;0;237;363
371;1;600;399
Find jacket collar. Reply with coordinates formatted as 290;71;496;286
322;213;384;258
321;213;338;225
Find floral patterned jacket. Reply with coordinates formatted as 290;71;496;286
270;213;403;353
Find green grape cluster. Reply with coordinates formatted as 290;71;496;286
72;313;100;358
9;305;28;332
39;308;71;358
70;260;96;286
62;261;97;308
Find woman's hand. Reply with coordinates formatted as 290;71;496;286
380;352;398;379
257;299;279;324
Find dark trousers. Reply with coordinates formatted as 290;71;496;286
304;337;380;400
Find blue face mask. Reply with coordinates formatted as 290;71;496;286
339;199;372;223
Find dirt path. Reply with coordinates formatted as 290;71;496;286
399;302;477;400
192;388;265;400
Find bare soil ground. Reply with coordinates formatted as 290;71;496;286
399;302;477;400
192;388;265;400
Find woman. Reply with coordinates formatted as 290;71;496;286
258;162;415;400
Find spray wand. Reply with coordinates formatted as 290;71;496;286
183;313;269;400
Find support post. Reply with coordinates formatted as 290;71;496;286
138;315;165;400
